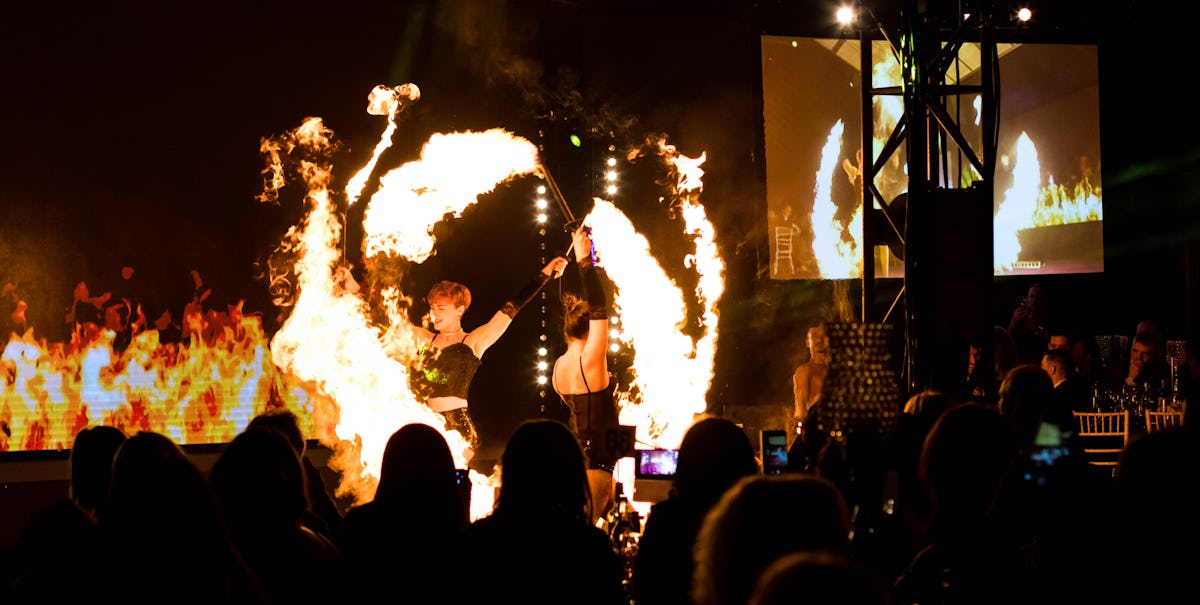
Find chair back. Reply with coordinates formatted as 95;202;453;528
1073;410;1129;467
1144;410;1184;433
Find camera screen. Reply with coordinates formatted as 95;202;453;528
761;430;789;475
636;448;679;479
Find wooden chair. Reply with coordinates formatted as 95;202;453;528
1073;410;1129;468
1144;410;1184;433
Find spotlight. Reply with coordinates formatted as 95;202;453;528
835;5;857;27
1016;7;1032;22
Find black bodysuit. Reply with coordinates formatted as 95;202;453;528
554;357;620;472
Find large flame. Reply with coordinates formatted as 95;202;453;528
811;120;863;278
264;100;541;517
994;132;1043;271
588;142;723;453
362;129;540;263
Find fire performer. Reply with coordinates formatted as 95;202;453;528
551;225;620;522
410;256;570;463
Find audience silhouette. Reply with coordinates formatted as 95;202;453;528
245;407;343;540
337;422;469;603
457;418;625;605
8;425;127;602
747;549;892;605
632;416;760;605
892;402;1024;605
1114;416;1198;602
691;474;853;605
210;427;348;604
96;431;269;604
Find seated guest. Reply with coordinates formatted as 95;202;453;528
1106;323;1170;394
1041;347;1090;414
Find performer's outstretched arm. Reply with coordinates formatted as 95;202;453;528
469;257;568;356
574;227;610;371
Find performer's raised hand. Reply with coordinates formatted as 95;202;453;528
572;225;595;264
542;256;569;279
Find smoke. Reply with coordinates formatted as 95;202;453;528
430;0;639;142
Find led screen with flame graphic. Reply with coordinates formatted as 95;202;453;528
1;85;725;522
762;37;1102;279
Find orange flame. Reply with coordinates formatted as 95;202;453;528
587;142;723;454
268;107;541;517
1;319;325;453
811;120;863;278
994;132;1102;272
345;84;421;208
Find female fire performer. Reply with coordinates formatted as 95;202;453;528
552;225;620;522
410;255;569;464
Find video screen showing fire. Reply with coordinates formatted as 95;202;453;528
762;37;1102;280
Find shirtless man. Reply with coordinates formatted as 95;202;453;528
792;324;829;423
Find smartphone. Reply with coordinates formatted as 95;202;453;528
761;429;789;475
635;448;679;479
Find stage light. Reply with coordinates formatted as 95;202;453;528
537;360;548;371
535;198;548;209
606;170;617;181
606;184;617;196
537;346;548;356
570;134;582;147
1016;7;1032;22
609;343;620;353
536;213;548;223
537;185;546;195
609;327;620;339
607;157;616;167
835;5;857;27
536;374;548;385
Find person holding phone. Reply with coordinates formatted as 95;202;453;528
410;256;569;464
552;225;620;523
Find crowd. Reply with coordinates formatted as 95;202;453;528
3;329;1196;604
4;264;1198;604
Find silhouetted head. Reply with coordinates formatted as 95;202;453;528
692;474;853;605
746;549;889;605
496;419;590;522
375;423;460;509
998;363;1055;448
246;408;307;456
69;425;127;516
210;428;308;531
919;403;1018;523
105;431;225;544
672;416;759;506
